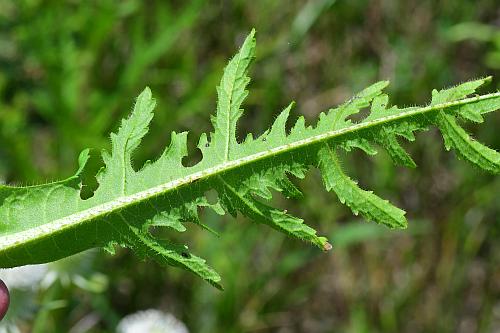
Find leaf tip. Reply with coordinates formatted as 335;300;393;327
136;86;156;110
141;86;152;98
372;80;390;92
380;80;390;87
242;29;256;51
76;148;91;176
396;218;408;229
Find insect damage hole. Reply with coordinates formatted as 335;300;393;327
204;189;219;205
182;147;203;167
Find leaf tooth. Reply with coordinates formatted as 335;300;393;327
316;81;389;131
197;132;209;150
290;116;306;138
243;133;254;144
339;137;378;156
163;131;189;163
373;127;416;168
256;129;270;142
276;176;303;199
370;94;390;114
268;102;294;142
112;87;156;157
431;77;491;104
103;241;118;255
435;112;500;174
76;149;90;176
395;127;416;141
457;104;484;123
344;81;389;112
212;29;256;161
216;178;329;250
124;221;222;290
146;211;187;233
317;144;407;229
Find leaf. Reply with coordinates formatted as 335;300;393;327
0;30;499;288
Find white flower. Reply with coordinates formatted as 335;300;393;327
117;309;189;333
0;323;21;333
0;264;48;290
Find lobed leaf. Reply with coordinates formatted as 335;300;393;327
0;30;499;288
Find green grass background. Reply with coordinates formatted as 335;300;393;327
0;0;499;332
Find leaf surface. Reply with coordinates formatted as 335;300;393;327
1;31;499;288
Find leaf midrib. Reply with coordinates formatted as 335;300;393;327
1;92;499;250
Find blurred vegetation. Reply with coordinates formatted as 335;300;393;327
0;0;499;332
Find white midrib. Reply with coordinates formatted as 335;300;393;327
1;92;499;250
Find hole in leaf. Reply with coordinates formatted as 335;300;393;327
181;132;203;167
80;151;102;200
182;147;202;167
346;107;370;123
204;189;219;205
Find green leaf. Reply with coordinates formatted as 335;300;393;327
0;31;499;288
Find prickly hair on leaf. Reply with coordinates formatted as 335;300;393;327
0;29;499;289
